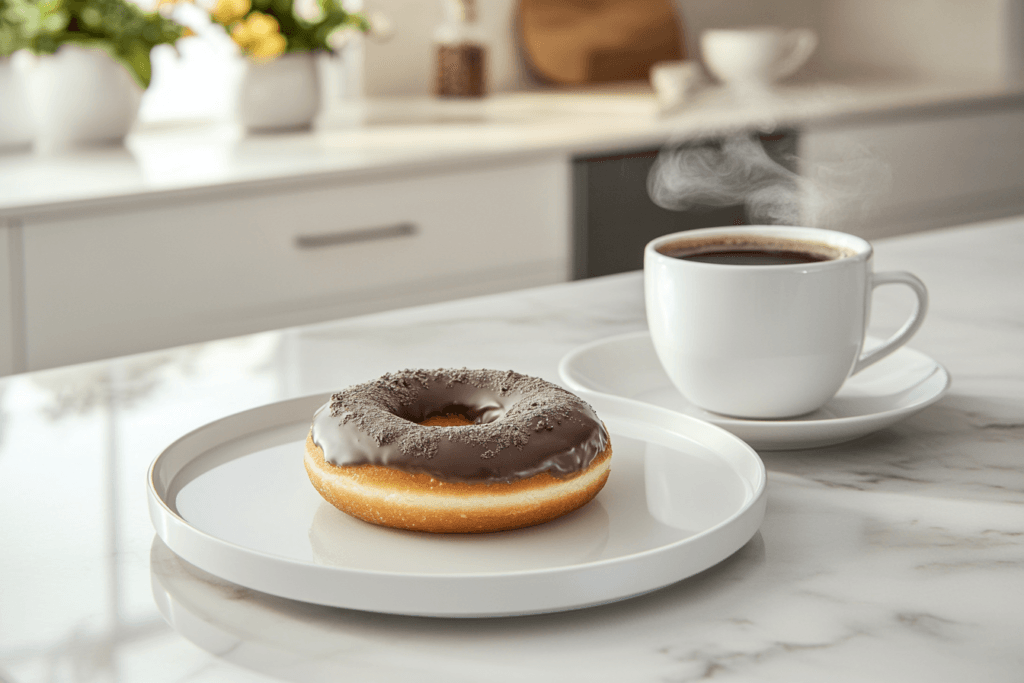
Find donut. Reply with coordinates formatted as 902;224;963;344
304;368;612;533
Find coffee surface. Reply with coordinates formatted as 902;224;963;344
656;235;852;265
671;248;830;266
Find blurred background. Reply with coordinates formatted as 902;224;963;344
2;0;1023;376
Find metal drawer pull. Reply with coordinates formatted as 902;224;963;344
295;222;417;249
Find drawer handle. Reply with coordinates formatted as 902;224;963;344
294;222;417;249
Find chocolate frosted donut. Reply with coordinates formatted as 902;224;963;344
304;368;612;533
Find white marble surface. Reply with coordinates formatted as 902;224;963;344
2;216;1024;681
2;78;1023;216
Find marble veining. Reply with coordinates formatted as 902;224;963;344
2;217;1024;681
148;472;1024;682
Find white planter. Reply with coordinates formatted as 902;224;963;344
25;45;143;153
0;54;34;150
239;52;321;132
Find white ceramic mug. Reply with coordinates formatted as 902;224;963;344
700;27;817;89
644;226;928;419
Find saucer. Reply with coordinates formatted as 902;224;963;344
559;331;950;451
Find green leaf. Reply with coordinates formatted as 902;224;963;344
12;0;184;87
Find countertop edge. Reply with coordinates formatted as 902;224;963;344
3;80;1023;220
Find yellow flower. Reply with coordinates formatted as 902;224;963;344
231;21;253;45
231;12;287;61
245;11;279;37
211;0;251;25
248;32;287;61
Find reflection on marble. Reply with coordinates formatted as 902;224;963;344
3;217;1024;681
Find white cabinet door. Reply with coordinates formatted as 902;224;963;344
800;107;1024;238
20;158;570;371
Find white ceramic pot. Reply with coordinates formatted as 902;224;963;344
0;54;34;150
25;45;143;153
239;53;321;132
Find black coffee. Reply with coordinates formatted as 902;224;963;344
673;248;830;266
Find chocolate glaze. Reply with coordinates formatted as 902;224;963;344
310;369;609;484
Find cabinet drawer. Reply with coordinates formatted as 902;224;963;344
21;158;570;370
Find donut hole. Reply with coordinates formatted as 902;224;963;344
416;402;505;427
419;412;476;427
390;378;517;425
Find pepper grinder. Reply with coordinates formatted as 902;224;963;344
434;0;487;97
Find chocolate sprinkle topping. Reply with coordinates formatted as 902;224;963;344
311;368;609;483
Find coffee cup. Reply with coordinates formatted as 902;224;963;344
644;226;928;419
700;27;817;90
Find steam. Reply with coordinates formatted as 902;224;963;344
648;132;892;229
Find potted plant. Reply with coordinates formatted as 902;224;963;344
4;0;187;150
207;0;368;132
1;0;36;147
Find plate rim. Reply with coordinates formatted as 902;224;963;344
147;392;766;616
559;330;951;430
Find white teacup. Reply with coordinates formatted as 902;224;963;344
701;27;817;89
644;226;928;419
649;60;706;110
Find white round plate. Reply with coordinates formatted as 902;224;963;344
148;392;766;618
559;331;950;451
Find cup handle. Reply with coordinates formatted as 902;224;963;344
776;29;818;79
852;271;929;375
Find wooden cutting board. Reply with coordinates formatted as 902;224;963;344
517;0;684;85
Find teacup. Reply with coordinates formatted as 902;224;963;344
649;60;706;110
644;226;928;419
700;27;817;89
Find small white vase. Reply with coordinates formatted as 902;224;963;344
25;45;143;153
0;54;35;150
239;52;321;133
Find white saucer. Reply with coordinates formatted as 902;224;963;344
148;392;765;618
559;331;950;451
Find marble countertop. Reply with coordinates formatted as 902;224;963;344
2;77;1023;217
2;216;1024;681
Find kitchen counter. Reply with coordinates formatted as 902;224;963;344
2;77;1023;218
2;215;1023;682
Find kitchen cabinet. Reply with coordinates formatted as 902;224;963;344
13;157;570;372
3;85;1023;375
800;106;1024;237
572;133;797;278
572;149;743;279
571;105;1024;279
0;223;17;376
